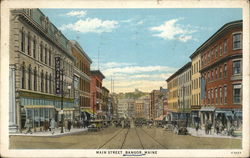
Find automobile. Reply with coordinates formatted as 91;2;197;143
173;120;188;135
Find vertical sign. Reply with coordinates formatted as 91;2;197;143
201;77;206;99
55;57;61;94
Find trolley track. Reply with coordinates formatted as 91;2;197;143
138;127;168;149
98;128;124;149
134;127;144;149
120;128;130;149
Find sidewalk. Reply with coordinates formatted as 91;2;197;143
9;127;88;137
187;127;242;139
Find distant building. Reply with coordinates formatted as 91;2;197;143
117;99;135;118
102;86;110;118
135;95;150;119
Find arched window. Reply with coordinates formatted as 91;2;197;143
45;72;48;93
28;64;32;90
34;67;37;91
49;50;51;66
21;62;26;89
41;70;44;92
21;27;25;52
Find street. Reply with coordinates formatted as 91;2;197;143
10;127;241;149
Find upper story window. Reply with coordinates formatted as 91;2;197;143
233;33;242;50
40;43;43;62
224;40;227;53
27;32;31;55
233;60;241;75
220;44;223;56
233;84;242;104
224;64;227;77
33;36;36;59
21;27;25;52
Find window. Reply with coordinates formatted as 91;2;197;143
224;40;227;53
220;44;223;56
41;70;44;92
49;74;52;94
33;37;36;59
27;32;31;55
224;86;227;104
28;65;32;90
219;66;222;78
40;43;43;62
21;27;25;52
34;67;37;91
233;60;241;75
208;90;210;104
233;33;242;50
211;89;214;104
215;88;218;104
45;72;48;93
220;87;222;104
49;50;51;66
211;70;213;80
45;47;47;64
21;62;26;89
224;64;227;77
233;84;241;104
215;68;218;79
215;47;218;58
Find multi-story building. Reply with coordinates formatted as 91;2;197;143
102;86;110;118
117;98;135;119
149;87;167;119
190;51;201;126
70;40;92;121
199;20;242;128
166;62;191;121
90;70;105;117
9;9;75;132
135;95;150;119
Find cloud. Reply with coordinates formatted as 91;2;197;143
150;18;197;42
66;10;87;18
60;18;119;33
95;62;176;92
137;20;144;25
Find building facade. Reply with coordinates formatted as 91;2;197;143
166;62;191;121
200;20;242;129
70;40;92;121
90;70;105;117
190;52;201;126
9;9;75;132
102;86;110;118
117;98;135;119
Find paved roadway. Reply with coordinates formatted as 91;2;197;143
10;127;241;149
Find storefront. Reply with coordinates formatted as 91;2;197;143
215;109;242;130
200;106;215;127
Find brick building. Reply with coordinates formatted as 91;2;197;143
70;40;92;121
199;20;242;129
90;70;105;117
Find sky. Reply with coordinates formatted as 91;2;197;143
41;8;242;93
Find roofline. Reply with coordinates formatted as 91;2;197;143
189;20;242;59
70;40;92;63
166;62;191;82
102;86;110;92
91;70;105;79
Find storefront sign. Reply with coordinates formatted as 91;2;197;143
55;57;61;94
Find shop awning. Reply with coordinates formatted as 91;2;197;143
200;107;215;112
25;105;55;108
81;108;96;115
215;110;234;117
154;115;165;121
235;112;242;117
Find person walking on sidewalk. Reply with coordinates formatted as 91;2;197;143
68;119;72;132
195;121;199;135
25;118;32;134
50;118;56;135
64;119;68;132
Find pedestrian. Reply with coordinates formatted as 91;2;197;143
43;120;49;132
68;119;72;132
195;121;199;134
64;119;68;132
50;118;56;135
25;118;32;134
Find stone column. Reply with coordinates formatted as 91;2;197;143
9;66;18;133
